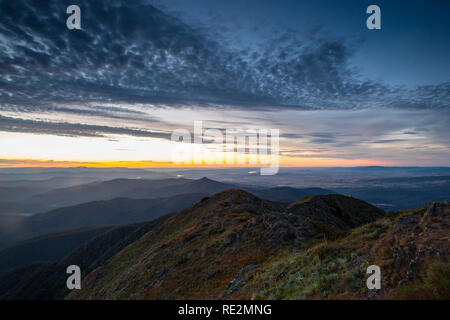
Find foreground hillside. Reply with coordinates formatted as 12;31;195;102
0;190;447;300
66;191;448;300
238;201;449;299
0;218;168;299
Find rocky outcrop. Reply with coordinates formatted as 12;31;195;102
288;194;385;230
224;264;261;297
185;189;318;247
382;201;449;296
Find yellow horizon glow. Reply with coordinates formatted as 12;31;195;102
0;131;392;168
0;157;391;168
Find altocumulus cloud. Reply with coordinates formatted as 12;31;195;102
0;114;171;138
0;0;449;138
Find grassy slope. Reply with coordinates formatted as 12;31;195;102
69;191;291;299
65;191;447;300
232;205;449;299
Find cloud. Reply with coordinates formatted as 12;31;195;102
269;108;450;163
281;133;303;139
310;138;336;144
0;103;153;122
0;0;448;167
0;115;171;138
373;139;407;144
0;0;448;115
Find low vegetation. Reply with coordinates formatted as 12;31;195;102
64;191;448;300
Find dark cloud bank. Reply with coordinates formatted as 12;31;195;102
1;0;448;109
0;0;449;141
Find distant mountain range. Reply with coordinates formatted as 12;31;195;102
0;177;240;214
0;177;334;248
0;192;207;249
13;176;332;212
253;186;335;204
335;180;450;211
1;168;450;214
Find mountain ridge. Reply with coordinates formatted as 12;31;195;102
0;189;447;300
66;189;386;299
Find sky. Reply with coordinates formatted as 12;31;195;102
0;0;449;167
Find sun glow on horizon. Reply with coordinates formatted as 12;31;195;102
0;130;394;168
